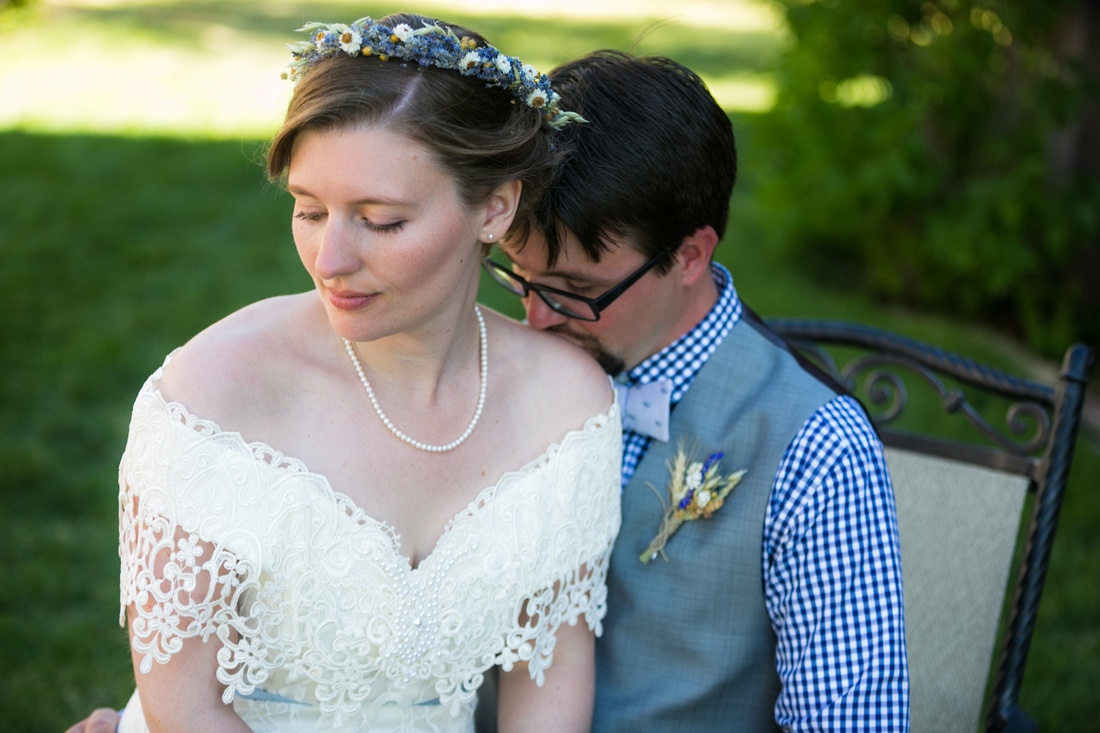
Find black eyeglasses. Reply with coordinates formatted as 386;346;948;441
481;248;671;322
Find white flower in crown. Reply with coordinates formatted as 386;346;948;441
460;50;482;71
522;63;539;81
525;88;549;108
391;23;414;43
335;24;362;55
495;55;512;74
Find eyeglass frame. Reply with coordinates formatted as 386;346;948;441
480;247;672;322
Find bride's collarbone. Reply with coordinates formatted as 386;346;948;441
292;417;511;498
245;364;581;549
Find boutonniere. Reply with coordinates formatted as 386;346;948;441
639;446;746;564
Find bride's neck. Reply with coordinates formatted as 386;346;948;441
347;308;484;403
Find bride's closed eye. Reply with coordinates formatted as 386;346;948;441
293;211;405;234
363;219;405;234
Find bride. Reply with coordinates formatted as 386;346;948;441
111;12;620;732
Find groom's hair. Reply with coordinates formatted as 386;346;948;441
536;50;737;274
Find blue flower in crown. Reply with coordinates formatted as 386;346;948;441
281;17;585;130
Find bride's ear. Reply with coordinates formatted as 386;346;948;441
479;180;522;243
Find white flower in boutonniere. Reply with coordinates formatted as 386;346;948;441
639;447;746;564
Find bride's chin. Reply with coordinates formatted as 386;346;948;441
327;318;376;345
323;309;398;347
315;293;373;336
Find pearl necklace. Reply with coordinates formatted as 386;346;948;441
343;305;487;453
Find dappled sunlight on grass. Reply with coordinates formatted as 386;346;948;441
705;74;777;113
0;0;783;137
1;1;292;137
412;0;784;31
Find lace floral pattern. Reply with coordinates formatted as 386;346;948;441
118;354;621;730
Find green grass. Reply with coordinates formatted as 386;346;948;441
1;1;1097;730
0;132;308;727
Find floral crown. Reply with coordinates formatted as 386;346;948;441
283;17;585;131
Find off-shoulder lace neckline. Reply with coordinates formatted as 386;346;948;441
142;354;617;572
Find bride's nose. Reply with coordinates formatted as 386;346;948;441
314;218;361;280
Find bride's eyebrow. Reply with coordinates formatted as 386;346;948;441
286;185;410;208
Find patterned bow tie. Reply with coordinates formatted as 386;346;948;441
614;378;674;442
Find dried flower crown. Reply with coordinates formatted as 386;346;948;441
282;17;585;130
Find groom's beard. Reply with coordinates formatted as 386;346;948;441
546;324;626;376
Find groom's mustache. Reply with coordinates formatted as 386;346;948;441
545;324;625;375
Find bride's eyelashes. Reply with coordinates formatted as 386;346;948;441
293;210;406;234
364;219;405;234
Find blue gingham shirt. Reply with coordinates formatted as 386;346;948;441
619;263;909;731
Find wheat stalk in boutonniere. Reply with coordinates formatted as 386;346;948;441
639;448;746;564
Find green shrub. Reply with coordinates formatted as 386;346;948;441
750;0;1100;356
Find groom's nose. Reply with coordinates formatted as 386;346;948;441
523;293;570;330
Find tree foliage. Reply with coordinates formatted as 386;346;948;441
751;0;1099;355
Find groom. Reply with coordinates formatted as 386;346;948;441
479;51;909;731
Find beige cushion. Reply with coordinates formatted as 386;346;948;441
885;447;1029;733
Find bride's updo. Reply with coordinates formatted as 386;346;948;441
266;12;560;240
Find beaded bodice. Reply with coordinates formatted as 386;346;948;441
118;353;622;731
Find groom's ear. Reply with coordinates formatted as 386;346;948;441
675;225;720;286
480;180;523;241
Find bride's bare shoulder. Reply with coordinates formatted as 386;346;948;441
157;293;323;421
483;309;612;425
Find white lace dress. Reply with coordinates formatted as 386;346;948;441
116;354;622;732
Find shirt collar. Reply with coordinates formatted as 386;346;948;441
620;262;741;404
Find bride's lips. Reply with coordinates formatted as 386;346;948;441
327;289;377;311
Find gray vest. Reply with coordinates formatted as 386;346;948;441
591;313;838;732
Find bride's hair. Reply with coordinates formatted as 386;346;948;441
266;12;559;240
